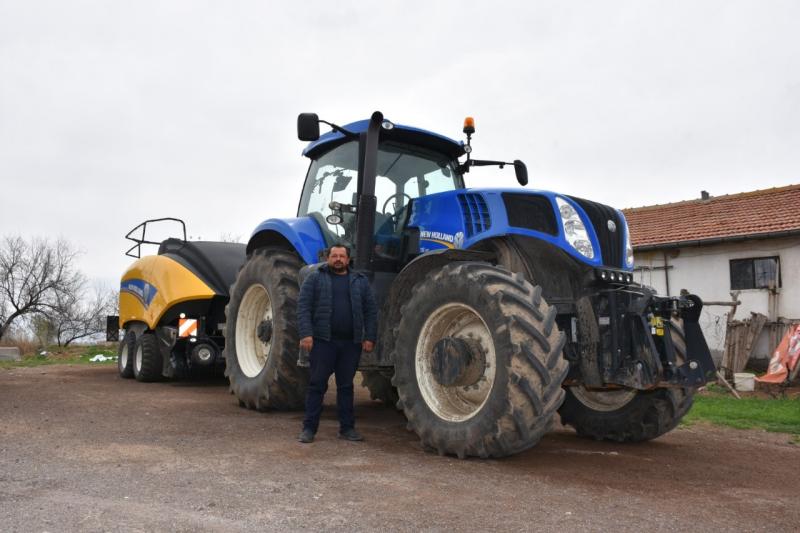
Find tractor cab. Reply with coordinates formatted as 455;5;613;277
296;114;468;266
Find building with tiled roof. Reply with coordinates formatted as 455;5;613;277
621;185;800;360
622;184;800;250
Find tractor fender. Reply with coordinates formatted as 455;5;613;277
246;217;327;264
377;248;496;364
391;248;497;303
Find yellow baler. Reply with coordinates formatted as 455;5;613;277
115;219;246;382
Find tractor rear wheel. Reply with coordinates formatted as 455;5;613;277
559;321;696;442
392;262;568;458
133;332;162;382
224;247;307;411
360;370;399;408
117;330;135;379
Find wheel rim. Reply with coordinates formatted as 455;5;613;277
415;303;496;422
571;386;637;412
236;283;273;378
120;343;128;370
134;344;143;374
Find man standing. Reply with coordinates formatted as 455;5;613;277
297;243;377;443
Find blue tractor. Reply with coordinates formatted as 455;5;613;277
223;111;716;458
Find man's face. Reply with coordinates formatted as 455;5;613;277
327;247;349;273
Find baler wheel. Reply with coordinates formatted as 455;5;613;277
224;247;307;411
117;330;136;379
133;332;162;382
559;321;696;442
392;262;568;458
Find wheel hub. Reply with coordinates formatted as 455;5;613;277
415;302;497;422
257;319;273;344
191;343;216;366
431;337;485;387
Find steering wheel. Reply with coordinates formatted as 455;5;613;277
381;193;413;217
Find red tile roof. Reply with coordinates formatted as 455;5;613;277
621;184;800;249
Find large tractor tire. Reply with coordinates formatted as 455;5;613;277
133;332;162;382
392;262;568;459
360;370;399;408
559;321;695;442
224;247;308;411
117;330;136;379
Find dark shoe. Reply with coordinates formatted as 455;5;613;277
338;428;364;441
298;429;315;443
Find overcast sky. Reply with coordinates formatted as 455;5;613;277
1;0;798;287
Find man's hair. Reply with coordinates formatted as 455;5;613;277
327;243;351;257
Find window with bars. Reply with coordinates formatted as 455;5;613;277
729;256;781;290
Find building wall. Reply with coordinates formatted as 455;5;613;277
633;235;800;359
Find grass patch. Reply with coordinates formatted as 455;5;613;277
0;343;117;369
685;393;800;435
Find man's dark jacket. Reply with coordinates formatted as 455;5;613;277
297;265;378;343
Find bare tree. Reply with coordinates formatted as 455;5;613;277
0;236;83;342
48;284;117;346
31;314;57;347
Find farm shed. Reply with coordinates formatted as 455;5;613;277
622;184;800;368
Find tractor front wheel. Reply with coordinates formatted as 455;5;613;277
392;262;568;458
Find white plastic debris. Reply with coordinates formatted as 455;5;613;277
89;354;116;362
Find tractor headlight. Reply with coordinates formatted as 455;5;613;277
625;225;634;267
556;197;595;260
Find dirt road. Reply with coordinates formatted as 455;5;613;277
1;365;797;532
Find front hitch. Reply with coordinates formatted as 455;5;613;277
650;294;717;387
676;294;717;384
596;290;717;390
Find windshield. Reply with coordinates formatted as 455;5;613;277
297;140;463;249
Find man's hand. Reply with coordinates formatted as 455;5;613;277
300;336;313;352
362;340;375;353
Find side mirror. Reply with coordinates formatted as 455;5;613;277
297;113;320;141
513;160;528;186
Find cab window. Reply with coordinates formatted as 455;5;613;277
298;140;462;255
372;142;462;258
297;143;360;246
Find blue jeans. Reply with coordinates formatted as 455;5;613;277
302;338;362;433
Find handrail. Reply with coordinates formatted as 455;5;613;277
124;218;187;258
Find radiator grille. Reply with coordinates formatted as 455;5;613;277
567;195;624;267
457;193;492;237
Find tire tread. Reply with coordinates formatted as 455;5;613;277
392;261;568;458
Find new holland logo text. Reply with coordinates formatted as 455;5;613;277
420;230;465;249
120;279;158;309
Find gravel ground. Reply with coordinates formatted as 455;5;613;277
1;364;798;532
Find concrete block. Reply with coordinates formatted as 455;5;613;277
0;346;21;361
